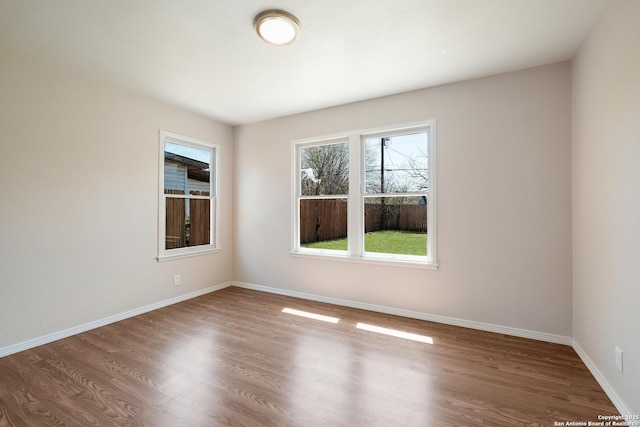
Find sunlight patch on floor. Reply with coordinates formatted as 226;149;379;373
282;308;340;324
356;322;433;344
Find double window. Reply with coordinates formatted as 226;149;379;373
158;131;219;260
293;122;437;267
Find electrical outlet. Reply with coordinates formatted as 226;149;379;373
173;274;181;286
615;346;623;374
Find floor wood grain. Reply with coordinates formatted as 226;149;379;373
0;287;618;426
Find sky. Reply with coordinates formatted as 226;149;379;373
364;131;428;192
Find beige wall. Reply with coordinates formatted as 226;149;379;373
234;62;573;339
572;0;640;413
0;49;234;349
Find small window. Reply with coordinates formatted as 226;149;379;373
158;131;219;261
292;122;437;267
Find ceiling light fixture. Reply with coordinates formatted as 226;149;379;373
254;9;300;46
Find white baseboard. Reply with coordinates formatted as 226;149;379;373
0;282;231;358
231;281;572;345
572;339;632;417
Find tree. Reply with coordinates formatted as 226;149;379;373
404;147;429;192
300;143;349;195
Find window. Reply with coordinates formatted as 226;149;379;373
293;122;437;267
158;131;219;261
297;139;350;253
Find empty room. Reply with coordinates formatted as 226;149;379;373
0;0;638;425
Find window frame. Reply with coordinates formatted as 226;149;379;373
291;121;437;268
157;130;220;262
294;137;351;256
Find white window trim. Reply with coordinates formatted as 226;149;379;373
291;120;438;268
157;130;220;262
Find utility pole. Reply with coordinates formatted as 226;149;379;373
380;137;385;194
379;137;389;230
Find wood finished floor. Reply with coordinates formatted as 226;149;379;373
0;287;617;426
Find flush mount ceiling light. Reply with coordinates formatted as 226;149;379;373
254;9;300;46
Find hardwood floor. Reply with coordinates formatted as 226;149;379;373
0;287;618;426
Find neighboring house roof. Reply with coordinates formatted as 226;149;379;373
165;152;210;182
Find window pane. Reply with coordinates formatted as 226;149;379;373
364;196;427;256
300;142;349;196
165;197;186;249
299;198;348;251
164;142;212;194
364;132;428;193
189;197;212;247
165;197;211;249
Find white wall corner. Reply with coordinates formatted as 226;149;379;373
572;339;633;417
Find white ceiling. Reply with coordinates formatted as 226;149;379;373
0;0;609;126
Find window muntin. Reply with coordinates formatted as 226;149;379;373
159;131;218;260
293;122;436;267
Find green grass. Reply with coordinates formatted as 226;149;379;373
302;236;349;251
301;230;427;256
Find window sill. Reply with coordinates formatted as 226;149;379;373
157;247;222;262
289;251;438;270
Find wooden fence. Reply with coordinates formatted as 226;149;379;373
364;203;427;233
300;199;427;244
299;199;348;244
165;190;210;249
